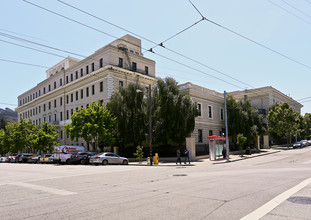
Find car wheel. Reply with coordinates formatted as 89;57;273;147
81;159;86;165
66;159;71;165
102;160;108;165
123;160;128;165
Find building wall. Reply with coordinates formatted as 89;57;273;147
16;35;156;151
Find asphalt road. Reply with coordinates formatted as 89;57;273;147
1;147;311;220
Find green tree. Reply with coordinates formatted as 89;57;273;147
227;96;264;146
133;145;144;164
0;129;6;154
237;133;247;156
107;83;147;148
0;118;6;130
29;122;59;153
302;113;311;138
267;102;300;144
65;102;117;151
152;77;199;145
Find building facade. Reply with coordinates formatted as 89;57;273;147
16;35;156;150
179;83;225;154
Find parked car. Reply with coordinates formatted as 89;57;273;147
0;156;8;163
28;155;42;163
40;154;54;163
7;156;16;163
20;154;35;163
308;140;311;145
15;154;22;163
89;152;129;165
293;141;304;149
300;140;309;147
68;152;96;165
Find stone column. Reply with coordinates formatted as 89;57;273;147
263;135;269;149
186;137;196;160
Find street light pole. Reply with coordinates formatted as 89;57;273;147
224;91;230;162
148;84;153;166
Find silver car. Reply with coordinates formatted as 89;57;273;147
89;152;129;165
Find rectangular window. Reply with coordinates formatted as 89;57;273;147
39;118;41;124
60;112;63;121
145;66;149;75
220;108;224;120
66;76;69;84
119;81;123;87
81;89;83;99
60;97;63;106
39;106;41;113
100;81;103;92
86;66;89;74
86;87;89;97
70;74;73;82
48;115;51;122
36;92;37;98
99;58;103;68
92;85;95;95
76;91;78;101
91;63;95;72
208;105;213;118
71;109;73;116
132;62;137;71
48;85;51;92
66;110;69;120
75;71;78;79
39;90;41;96
44;117;46;122
54;114;57;121
198;129;203;143
54;81;56;89
76;107;78;111
43;87;46;94
60;130;63;139
209;130;213;136
80;68;83;77
198;103;202;116
71;93;73;102
44;104;46;112
49;102;51;110
118;58;123;67
35;107;37;115
66;95;69;104
60;78;62;86
54;99;56;108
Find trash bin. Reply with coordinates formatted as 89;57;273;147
153;153;159;165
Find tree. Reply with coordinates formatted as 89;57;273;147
0;118;6;130
133;145;144;164
29;122;59;153
237;133;247;156
227;96;264;146
107;83;147;148
0;129;6;154
267;102;300;144
152;77;199;145
65;102;117;151
302;113;311;138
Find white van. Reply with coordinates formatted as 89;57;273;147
54;145;85;164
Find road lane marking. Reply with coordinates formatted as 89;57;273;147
11;182;76;196
240;177;311;220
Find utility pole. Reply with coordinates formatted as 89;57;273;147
224;91;230;162
148;84;153;166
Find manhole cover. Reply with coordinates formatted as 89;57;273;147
173;174;187;177
287;197;311;205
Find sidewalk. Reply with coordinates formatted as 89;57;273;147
129;148;281;166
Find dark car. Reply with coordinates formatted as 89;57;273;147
68;152;96;165
20;154;34;163
293;141;303;149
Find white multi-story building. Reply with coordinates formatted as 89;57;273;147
16;35;156;150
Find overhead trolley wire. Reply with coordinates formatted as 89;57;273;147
189;0;311;70
0;58;50;68
267;0;311;26
54;0;253;89
280;0;311;19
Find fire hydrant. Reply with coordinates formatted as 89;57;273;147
153;153;159;165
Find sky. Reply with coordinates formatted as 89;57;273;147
1;0;311;115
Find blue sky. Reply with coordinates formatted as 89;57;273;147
1;0;311;114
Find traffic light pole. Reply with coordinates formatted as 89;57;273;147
224;91;230;162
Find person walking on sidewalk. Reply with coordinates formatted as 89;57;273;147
184;149;190;164
176;149;181;165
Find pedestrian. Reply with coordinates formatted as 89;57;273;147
184;149;190;164
222;147;226;159
176;149;181;165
